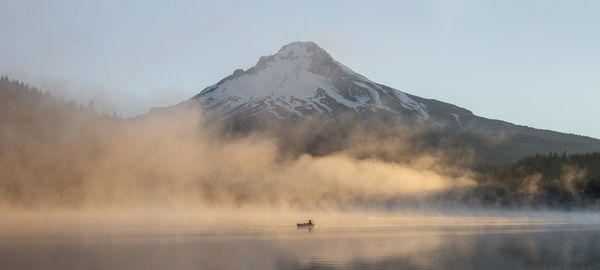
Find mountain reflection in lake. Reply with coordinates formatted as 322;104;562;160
1;211;599;270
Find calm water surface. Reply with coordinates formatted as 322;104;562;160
1;211;599;269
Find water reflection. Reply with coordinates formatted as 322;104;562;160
297;227;314;233
1;212;599;269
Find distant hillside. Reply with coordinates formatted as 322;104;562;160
0;75;117;131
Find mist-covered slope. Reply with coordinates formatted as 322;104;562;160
2;75;599;210
180;41;600;163
0;76;475;209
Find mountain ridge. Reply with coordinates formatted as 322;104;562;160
173;41;600;164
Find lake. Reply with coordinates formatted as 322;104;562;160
1;210;599;269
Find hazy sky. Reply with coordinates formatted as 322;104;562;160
1;0;599;138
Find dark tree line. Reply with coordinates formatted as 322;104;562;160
468;152;600;209
0;75;119;119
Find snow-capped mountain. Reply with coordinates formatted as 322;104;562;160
186;41;431;123
177;41;600;163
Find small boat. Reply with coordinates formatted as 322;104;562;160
297;220;315;228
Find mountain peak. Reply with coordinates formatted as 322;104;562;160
247;41;336;79
276;41;320;54
189;41;430;121
274;41;333;62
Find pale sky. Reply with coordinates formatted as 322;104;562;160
1;0;599;138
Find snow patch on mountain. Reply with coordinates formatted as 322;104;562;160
450;113;463;128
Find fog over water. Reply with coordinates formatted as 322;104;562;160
2;210;600;270
2;83;600;269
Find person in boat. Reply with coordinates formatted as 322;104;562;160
298;220;314;226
